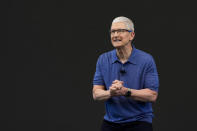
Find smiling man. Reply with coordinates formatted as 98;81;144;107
92;16;159;131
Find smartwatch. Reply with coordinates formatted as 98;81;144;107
125;88;131;97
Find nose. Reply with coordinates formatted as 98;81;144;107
113;31;119;36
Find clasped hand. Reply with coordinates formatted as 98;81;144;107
109;80;128;97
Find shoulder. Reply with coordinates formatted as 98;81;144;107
97;50;115;63
135;48;155;64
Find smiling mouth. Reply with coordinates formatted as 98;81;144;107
113;39;122;42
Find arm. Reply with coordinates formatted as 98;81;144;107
92;82;124;101
92;85;111;101
112;80;158;102
132;55;159;102
129;88;158;102
114;86;158;102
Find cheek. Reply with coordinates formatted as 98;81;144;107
122;36;129;41
123;36;132;41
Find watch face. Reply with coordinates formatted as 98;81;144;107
125;90;131;97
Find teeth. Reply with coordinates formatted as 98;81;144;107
114;39;121;41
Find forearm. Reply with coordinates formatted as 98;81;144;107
93;89;111;101
130;88;158;102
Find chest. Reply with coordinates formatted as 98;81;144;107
101;62;145;89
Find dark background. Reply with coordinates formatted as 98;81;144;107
2;0;195;131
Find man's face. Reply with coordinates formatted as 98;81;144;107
110;22;135;48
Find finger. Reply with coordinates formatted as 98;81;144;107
112;80;119;84
118;86;122;90
113;80;124;85
115;85;122;90
110;86;117;91
114;91;122;96
112;84;123;90
111;84;119;88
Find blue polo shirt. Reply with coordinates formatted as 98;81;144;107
93;45;159;123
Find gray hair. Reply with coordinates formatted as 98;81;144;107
112;16;134;32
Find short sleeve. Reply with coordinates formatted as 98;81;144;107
144;56;159;92
93;55;105;86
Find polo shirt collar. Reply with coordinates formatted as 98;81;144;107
111;44;137;64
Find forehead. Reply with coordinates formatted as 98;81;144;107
111;22;127;30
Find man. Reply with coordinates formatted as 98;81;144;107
92;16;159;131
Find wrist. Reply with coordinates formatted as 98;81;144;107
125;88;132;97
107;90;112;98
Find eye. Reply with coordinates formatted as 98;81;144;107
117;29;122;33
119;29;124;32
110;30;115;34
111;30;116;33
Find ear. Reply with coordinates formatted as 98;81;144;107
129;32;135;41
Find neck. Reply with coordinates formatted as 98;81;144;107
116;43;133;63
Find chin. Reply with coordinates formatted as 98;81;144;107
112;43;124;48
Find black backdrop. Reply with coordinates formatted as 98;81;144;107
2;0;195;131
